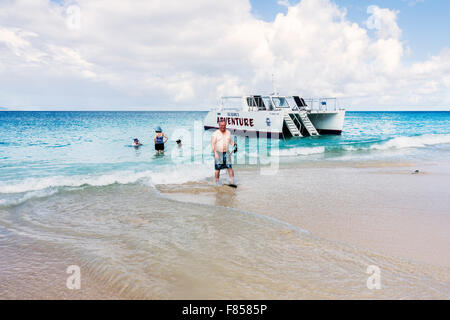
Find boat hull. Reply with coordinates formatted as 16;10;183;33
204;110;284;138
308;110;346;135
204;109;345;138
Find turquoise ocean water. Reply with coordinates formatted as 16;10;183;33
0;111;449;206
1;111;450;298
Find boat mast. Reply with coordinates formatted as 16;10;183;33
271;73;279;96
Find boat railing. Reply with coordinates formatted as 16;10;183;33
218;96;344;112
218;96;244;111
302;98;339;112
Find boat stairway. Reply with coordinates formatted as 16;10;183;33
283;113;302;137
298;110;320;136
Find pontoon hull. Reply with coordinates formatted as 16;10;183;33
308;110;346;135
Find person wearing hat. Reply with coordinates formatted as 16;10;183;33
154;126;168;155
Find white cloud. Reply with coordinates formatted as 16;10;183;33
277;0;291;7
0;0;448;109
0;27;42;62
366;5;401;39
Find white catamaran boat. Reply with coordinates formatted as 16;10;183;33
204;95;346;139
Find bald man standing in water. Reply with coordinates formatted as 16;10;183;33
211;120;236;185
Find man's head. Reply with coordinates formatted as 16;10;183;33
218;120;226;132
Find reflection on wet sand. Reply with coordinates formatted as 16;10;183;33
157;182;237;207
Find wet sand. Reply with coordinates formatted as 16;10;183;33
159;160;450;268
0;231;123;299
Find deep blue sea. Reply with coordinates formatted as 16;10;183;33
1;111;449;206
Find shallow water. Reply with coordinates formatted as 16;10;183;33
1;111;449;207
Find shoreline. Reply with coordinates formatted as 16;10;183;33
1;159;449;299
158;160;450;269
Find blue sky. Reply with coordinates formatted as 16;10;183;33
251;0;450;64
0;0;449;110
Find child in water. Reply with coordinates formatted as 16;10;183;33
154;126;168;155
133;138;142;147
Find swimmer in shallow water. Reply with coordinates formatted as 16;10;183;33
133;138;142;147
154;126;168;155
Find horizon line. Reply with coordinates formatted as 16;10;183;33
2;107;450;112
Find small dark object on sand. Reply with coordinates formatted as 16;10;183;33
412;170;420;174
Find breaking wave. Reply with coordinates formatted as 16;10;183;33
0;163;213;207
242;134;450;158
341;134;450;152
271;146;325;156
0;188;59;207
370;133;450;151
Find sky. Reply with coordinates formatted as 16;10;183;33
0;0;449;110
252;0;450;64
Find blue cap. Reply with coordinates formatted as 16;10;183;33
155;126;162;132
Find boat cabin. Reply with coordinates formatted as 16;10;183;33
219;95;339;113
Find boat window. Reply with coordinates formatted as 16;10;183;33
246;97;256;107
292;96;308;109
272;97;290;108
262;97;272;110
254;96;267;111
300;98;308;107
286;97;298;111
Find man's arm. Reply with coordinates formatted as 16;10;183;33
229;132;235;146
211;134;218;158
211;134;216;153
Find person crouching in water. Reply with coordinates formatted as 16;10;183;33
154;126;168;155
211;120;236;185
133;138;142;147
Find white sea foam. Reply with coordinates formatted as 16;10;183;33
342;145;358;151
0;188;59;207
270;146;325;157
0;163;213;195
146;163;213;185
341;134;450;152
370;134;450;151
